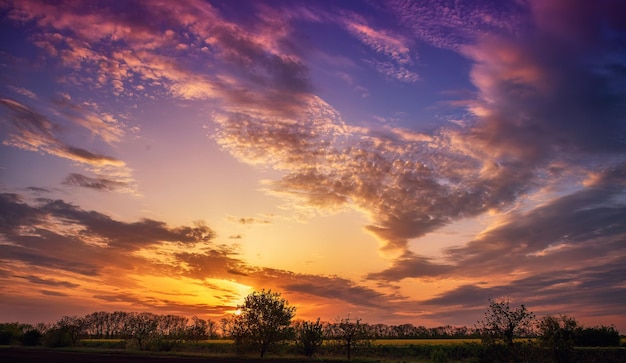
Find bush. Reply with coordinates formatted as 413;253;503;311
20;329;42;346
0;323;22;345
430;347;449;363
42;328;72;347
574;326;620;347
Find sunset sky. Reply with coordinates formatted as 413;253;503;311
1;0;625;331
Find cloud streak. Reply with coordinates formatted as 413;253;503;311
0;97;135;193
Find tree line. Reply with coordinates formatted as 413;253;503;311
0;290;622;361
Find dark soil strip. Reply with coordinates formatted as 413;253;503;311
0;347;317;363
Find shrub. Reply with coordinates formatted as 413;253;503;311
0;323;22;345
574;326;620;347
20;329;42;346
430;347;449;363
42;328;72;347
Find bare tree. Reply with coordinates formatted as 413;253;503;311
330;316;371;360
294;318;325;357
123;312;158;350
56;316;86;347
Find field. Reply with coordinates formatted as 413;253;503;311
3;338;625;363
374;339;481;345
0;347;314;363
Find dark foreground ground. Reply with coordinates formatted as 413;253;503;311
0;347;317;363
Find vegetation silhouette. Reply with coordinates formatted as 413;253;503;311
222;289;295;357
0;293;623;362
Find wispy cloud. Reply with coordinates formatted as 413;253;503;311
0;97;137;196
0;98;123;166
342;17;419;82
227;216;271;225
62;173;130;193
387;0;526;50
5;0;312;117
8;86;38;99
15;275;79;288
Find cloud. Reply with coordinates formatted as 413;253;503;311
8;0;621;258
341;17;419;82
40;290;70;297
278;272;398;310
227;216;271;225
216;95;515;250
8;86;38;99
0;98;135;190
4;0;488;250
366;252;453;280
1;191;411;322
174;249;407;319
367;163;626;281
2;0;625;328
5;0;313;118
62;173;130;192
15;275;80;288
51;94;125;144
420;261;626;325
0;193;215;257
0;191;255;318
91;293;233;316
174;249;245;280
386;0;526;50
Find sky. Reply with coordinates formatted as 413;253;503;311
1;0;625;331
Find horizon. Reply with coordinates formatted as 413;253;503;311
1;0;625;332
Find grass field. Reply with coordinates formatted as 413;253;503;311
373;338;481;345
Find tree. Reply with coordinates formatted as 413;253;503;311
20;329;42;346
229;289;296;357
477;299;535;347
537;315;579;362
123;312;158;350
56;316;86;347
187;316;209;342
221;314;249;353
295;319;325;357
0;323;23;345
330;316;371;360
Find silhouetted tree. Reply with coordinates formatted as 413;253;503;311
56;316;86;347
295;318;325;357
574;325;620;347
226;289;296;357
537;315;579;362
124;312;158;350
187;316;214;341
221;314;249;353
477;299;535;347
0;323;23;345
20;329;42;346
330;316;372;360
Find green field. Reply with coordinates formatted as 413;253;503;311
373;338;481;345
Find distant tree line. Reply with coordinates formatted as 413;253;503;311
0;292;622;361
0;311;218;351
